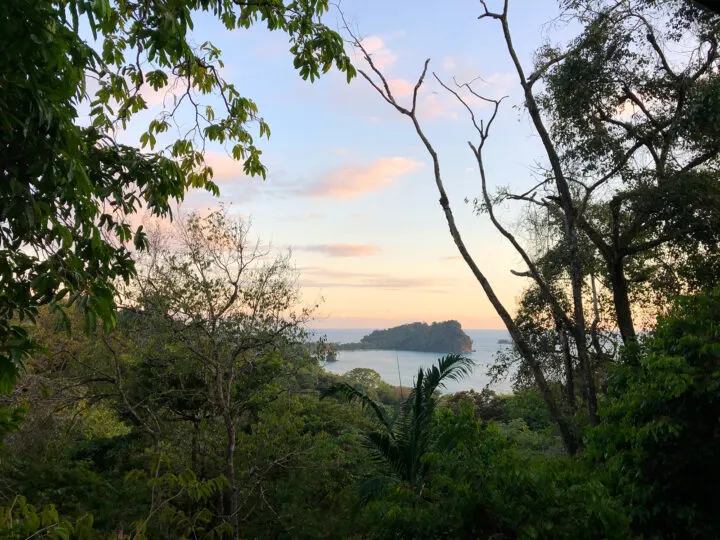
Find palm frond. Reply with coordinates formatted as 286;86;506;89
357;475;397;505
322;382;393;431
428;354;475;392
366;431;405;478
328;354;475;500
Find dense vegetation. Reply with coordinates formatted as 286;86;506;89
6;288;719;538
337;320;473;353
1;0;719;539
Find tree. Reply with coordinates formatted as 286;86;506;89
0;210;327;537
354;394;631;540
342;10;586;453
540;0;720;343
0;0;355;398
326;354;475;496
342;367;386;399
586;289;720;538
0;496;96;540
346;0;720;452
124;209;315;536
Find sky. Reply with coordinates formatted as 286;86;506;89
117;0;580;330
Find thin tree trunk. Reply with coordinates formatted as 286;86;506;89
576;215;637;347
589;273;603;358
494;4;599;426
349;25;581;455
191;418;199;473
224;414;238;539
608;257;637;345
435;191;579;454
557;320;576;412
411;96;580;454
217;366;239;538
565;222;599;425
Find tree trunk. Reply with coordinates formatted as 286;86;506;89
224;414;239;539
608;256;637;346
412;116;581;454
557;320;576;412
496;8;598;427
433;192;580;454
564;218;600;426
351;32;581;454
191;418;199;473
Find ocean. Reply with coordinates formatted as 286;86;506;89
309;328;514;395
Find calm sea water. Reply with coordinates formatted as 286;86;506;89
309;329;513;394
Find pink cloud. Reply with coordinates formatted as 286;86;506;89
388;78;414;98
138;76;184;109
299;244;382;257
357;36;397;70
299;267;452;289
203;151;246;182
614;97;657;120
299;157;422;199
419;92;460;121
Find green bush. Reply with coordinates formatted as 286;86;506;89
586;290;720;539
360;403;631;539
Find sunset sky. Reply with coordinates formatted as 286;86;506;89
119;0;579;329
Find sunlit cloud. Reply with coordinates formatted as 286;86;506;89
299;266;452;290
138;76;184;109
297;157;422;199
419;92;460;121
299;244;382;257
203;151;246;182
388;78;415;97
357;36;397;70
614;96;657;120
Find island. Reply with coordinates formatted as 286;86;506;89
336;320;473;354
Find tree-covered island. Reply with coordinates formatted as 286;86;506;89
336;320;473;354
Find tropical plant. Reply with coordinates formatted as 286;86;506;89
586;288;720;539
325;354;475;495
0;495;95;540
358;400;632;540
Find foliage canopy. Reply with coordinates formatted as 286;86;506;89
0;0;354;394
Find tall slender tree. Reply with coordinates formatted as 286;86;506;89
345;0;720;451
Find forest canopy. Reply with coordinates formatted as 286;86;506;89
1;0;719;539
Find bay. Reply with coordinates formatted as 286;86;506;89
310;328;514;395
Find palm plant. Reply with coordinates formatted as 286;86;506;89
325;354;475;495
